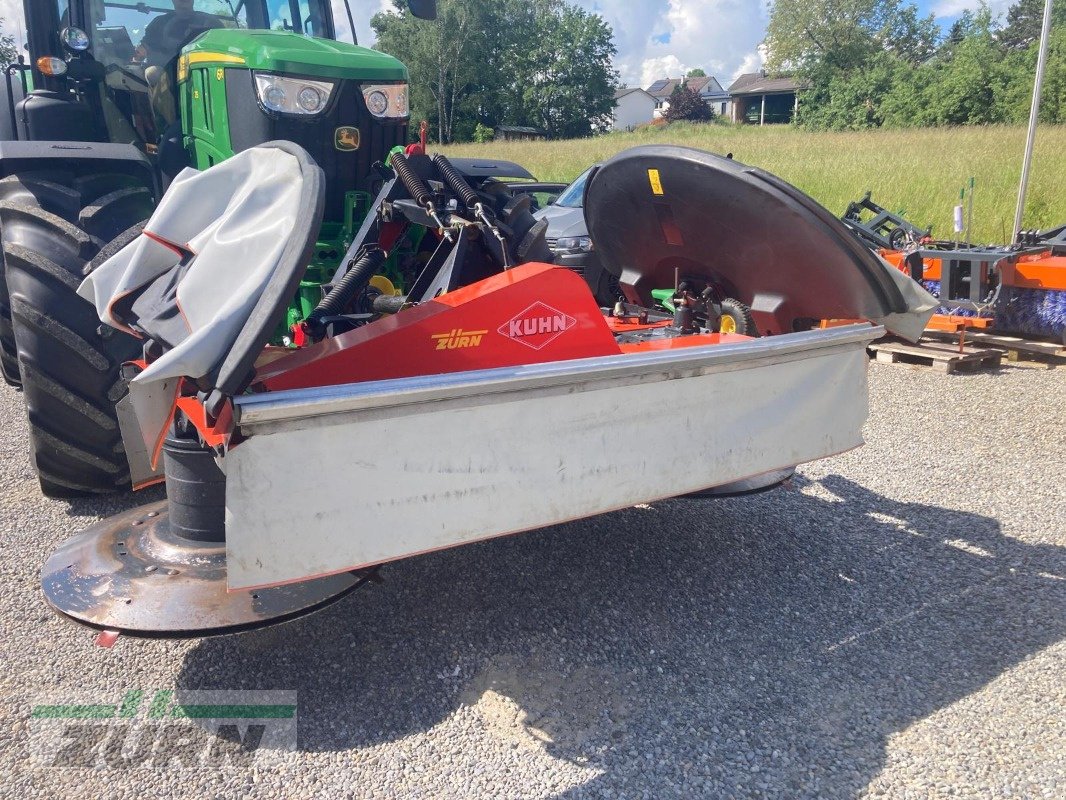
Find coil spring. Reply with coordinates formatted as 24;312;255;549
432;154;480;210
389;152;433;208
304;248;387;334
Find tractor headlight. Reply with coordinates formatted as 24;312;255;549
61;27;91;52
297;86;325;113
253;73;335;117
361;83;408;119
554;236;593;254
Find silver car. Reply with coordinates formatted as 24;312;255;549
533;165;620;305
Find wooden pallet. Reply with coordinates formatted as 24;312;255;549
868;339;1003;373
923;330;1066;364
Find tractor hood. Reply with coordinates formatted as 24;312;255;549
585;145;936;340
184;29;408;81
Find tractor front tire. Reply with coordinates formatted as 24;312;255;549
0;171;153;497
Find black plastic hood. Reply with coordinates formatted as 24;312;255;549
584;145;934;339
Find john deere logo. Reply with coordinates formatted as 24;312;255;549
334;127;360;152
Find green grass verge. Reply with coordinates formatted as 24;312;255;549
441;123;1066;244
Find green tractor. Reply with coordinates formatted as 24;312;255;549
0;0;436;497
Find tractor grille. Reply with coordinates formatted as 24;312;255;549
226;72;408;222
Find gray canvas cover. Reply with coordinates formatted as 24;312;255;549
79;142;324;459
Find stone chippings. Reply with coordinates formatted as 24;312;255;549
0;361;1063;798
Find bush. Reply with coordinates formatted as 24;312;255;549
665;85;715;123
473;122;495;143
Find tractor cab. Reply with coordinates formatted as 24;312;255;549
20;2;335;146
11;1;435;196
81;1;338;152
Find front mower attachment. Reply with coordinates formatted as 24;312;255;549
42;142;933;640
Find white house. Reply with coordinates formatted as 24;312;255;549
611;87;656;131
648;76;732;119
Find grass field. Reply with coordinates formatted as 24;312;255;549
441;123;1066;244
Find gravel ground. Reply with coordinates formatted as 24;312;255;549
1;360;1064;799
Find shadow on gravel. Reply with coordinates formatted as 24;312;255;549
60;483;166;520
177;474;1065;798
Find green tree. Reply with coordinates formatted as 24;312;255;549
686;67;707;77
768;0;939;130
664;84;714;122
797;49;900;129
999;0;1066;50
765;0;891;72
921;8;1006;126
880;58;937;126
770;0;1066;130
997;23;1066;123
372;0;617;142
882;4;940;65
518;1;619;137
372;0;492;144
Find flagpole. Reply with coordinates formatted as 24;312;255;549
1012;0;1055;243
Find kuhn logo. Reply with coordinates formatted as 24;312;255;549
498;302;576;350
432;328;487;350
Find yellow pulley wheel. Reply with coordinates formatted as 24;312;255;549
368;275;400;296
719;314;737;334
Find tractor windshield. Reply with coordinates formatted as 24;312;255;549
88;1;333;63
82;0;334;147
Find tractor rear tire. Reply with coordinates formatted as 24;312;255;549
0;171;154;497
719;298;758;337
0;279;17;385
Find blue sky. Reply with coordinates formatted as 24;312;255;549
0;0;1016;89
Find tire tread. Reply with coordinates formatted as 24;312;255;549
0;170;153;497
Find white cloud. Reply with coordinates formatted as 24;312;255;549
0;0;25;49
931;0;1012;20
732;45;767;82
574;0;769;90
639;55;685;88
331;0;396;46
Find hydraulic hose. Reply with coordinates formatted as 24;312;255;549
303;248;386;337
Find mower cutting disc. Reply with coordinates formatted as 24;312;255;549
41;501;363;638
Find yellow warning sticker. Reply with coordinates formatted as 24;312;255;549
648;168;664;195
